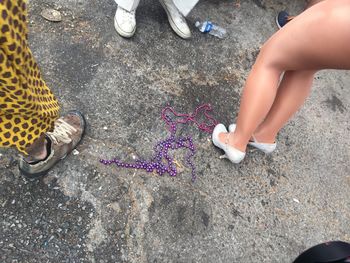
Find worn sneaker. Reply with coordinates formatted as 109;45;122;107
114;6;136;38
159;0;191;39
19;111;86;179
276;11;294;29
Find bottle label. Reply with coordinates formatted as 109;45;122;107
204;22;213;33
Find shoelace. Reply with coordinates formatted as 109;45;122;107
47;119;76;144
119;7;136;24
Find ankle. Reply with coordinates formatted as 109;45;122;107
252;129;276;143
231;133;248;152
31;147;47;160
218;131;248;152
25;138;48;162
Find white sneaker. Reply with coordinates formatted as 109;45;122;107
159;0;191;39
114;6;136;38
228;124;276;154
212;124;246;164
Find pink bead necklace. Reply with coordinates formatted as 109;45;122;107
100;104;218;181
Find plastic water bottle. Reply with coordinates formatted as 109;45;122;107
195;21;227;39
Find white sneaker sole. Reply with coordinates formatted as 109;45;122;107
275;14;282;29
114;17;136;38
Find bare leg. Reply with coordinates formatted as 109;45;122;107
219;0;350;152
219;59;282;151
305;0;325;9
253;70;316;143
286;0;325;21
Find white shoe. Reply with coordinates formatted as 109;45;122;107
228;124;276;154
159;0;191;39
212;124;246;164
114;6;136;38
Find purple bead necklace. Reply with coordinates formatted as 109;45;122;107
100;104;218;181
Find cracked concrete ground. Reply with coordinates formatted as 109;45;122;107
1;0;349;262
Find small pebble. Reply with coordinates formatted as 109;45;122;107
293;198;300;203
40;8;62;22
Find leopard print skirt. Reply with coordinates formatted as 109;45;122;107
0;0;59;154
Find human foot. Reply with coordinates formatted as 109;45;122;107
114;6;136;38
159;0;191;39
228;124;276;154
19;111;86;179
212;124;245;164
24;137;48;163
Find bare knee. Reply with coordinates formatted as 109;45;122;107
252;43;285;75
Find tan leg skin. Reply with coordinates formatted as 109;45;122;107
305;0;325;9
253;70;316;143
219;0;350;151
288;0;325;21
25;134;48;162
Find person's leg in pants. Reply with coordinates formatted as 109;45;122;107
0;0;85;178
113;0;140;38
158;0;195;39
113;0;197;39
172;0;199;17
115;0;140;11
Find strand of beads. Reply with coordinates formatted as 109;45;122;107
100;104;217;181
